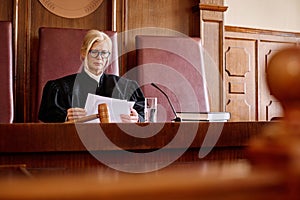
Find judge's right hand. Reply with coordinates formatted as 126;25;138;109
66;107;87;122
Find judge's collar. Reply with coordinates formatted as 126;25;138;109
84;66;103;83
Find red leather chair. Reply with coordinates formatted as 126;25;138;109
35;27;119;121
0;21;14;123
135;35;210;122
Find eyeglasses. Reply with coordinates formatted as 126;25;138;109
88;50;111;59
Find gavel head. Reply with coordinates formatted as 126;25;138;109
267;46;300;110
98;103;110;123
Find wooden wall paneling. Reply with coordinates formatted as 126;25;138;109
0;0;13;21
225;26;300;121
257;33;299;121
258;40;294;121
112;0;117;31
199;1;227;113
14;0;31;123
224;38;256;121
125;0;199;34
120;0;200;74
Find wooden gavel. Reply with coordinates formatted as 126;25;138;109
65;103;110;123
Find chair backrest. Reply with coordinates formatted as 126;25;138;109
135;35;210;121
35;27;119;122
0;21;14;123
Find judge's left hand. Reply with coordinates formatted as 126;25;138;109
120;108;139;123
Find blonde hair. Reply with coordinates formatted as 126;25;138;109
80;30;112;67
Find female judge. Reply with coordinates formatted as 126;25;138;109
38;30;145;123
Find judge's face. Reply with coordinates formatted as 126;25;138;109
87;41;110;76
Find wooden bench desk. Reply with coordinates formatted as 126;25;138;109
0;122;270;175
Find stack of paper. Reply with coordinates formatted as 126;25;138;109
84;93;135;123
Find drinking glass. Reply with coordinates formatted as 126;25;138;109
145;97;157;122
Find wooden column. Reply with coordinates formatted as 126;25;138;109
199;0;227;112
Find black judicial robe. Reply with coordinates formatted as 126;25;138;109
38;71;145;122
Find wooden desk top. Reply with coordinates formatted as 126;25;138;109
0;122;272;175
0;122;270;153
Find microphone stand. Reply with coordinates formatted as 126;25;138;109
150;83;181;122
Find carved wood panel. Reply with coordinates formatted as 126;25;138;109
225;26;300;121
258;42;293;121
224;39;256;121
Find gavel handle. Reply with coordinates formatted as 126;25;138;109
65;114;99;123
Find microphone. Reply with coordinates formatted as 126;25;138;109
150;83;181;122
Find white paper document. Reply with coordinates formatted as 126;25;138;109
84;93;134;123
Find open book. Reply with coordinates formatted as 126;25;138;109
84;93;135;123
